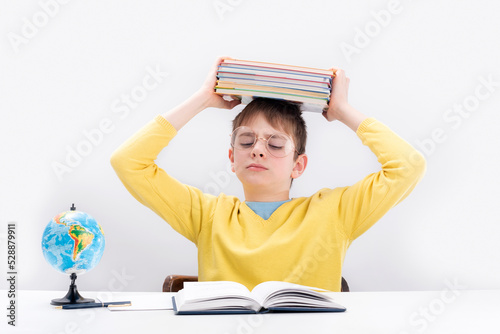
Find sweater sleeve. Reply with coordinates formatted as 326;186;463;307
109;115;217;244
337;118;427;241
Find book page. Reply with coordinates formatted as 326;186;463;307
250;281;328;305
175;281;262;312
181;281;253;302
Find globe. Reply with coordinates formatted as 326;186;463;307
42;205;105;275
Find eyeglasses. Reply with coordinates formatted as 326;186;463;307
230;126;298;158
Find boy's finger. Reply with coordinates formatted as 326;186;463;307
217;56;234;64
223;99;241;110
328;67;340;76
213;56;228;69
334;69;345;77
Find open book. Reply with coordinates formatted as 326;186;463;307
172;281;346;315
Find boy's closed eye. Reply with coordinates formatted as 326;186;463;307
268;136;287;150
237;133;255;147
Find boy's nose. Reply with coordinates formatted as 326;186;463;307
251;139;267;158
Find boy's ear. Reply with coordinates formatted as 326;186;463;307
291;154;307;179
228;148;235;172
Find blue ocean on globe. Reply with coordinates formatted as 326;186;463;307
42;209;105;275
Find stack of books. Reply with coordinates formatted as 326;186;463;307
215;59;335;113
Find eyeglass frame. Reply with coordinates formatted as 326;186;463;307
229;126;300;158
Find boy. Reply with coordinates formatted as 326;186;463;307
110;57;426;292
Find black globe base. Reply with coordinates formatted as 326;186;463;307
50;273;95;306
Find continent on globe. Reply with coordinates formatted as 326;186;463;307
54;212;68;225
69;225;94;261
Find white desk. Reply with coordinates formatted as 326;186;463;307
2;289;499;334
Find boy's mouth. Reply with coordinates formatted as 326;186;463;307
247;163;268;171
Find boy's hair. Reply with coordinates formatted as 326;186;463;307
232;98;307;160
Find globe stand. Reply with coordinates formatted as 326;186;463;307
50;273;95;305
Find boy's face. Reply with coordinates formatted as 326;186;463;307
228;113;307;198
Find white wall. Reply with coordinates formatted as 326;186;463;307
1;0;499;293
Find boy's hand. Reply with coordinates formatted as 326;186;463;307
322;68;367;131
194;56;242;110
322;68;350;122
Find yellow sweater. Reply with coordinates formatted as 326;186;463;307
110;116;426;291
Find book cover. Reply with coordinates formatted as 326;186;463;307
216;83;330;99
222;59;334;76
234;95;328;113
218;66;330;82
215;88;327;104
216;79;331;93
219;63;332;80
217;72;331;87
217;80;331;95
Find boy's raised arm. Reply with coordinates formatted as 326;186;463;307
110;57;240;243
323;68;426;240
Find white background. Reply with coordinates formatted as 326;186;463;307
1;0;499;294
